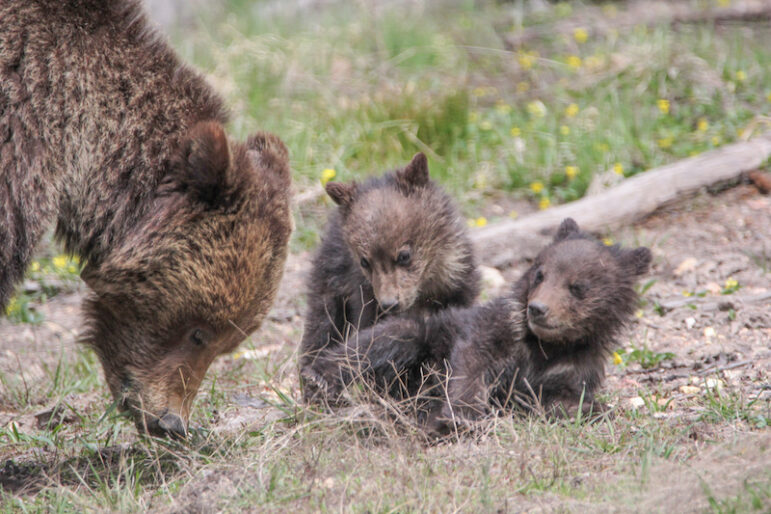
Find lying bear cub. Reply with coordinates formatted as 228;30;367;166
316;218;652;434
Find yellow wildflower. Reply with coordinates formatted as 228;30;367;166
697;118;709;132
30;261;40;272
526;100;546;118
602;237;614;246
510;127;521;137
711;135;721;145
53;255;68;270
517;53;535;70
657;137;673;149
516;81;530;93
717;0;731;6
480;121;493;131
320;168;336;186
565;103;579;118
682;290;693;297
564;166;578;179
5;297;17;316
530;181;544;194
573;28;588;44
724;277;738;290
475;217;488;228
635;309;644;319
657;98;670;114
613;162;624;175
560;125;570;136
566;55;582;70
735;70;746;82
612;351;623;365
509;210;518;219
68;265;78;274
538;196;551;210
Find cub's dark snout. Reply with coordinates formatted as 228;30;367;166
527;301;549;320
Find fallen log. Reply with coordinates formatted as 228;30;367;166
472;132;771;267
502;0;771;50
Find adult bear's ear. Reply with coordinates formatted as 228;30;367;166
554;218;580;242
325;181;357;208
620;247;653;276
396;152;430;189
166;121;236;206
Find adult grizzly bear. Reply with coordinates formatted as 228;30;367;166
300;153;480;404
0;0;292;437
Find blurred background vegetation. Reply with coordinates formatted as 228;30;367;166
170;0;771;248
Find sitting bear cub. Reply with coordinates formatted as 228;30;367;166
300;153;479;404
317;218;652;434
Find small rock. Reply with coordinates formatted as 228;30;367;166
685;317;696;329
629;397;645;409
679;385;700;395
480;265;506;293
674;257;698;276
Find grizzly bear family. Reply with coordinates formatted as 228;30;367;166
1;0;292;436
2;0;651;439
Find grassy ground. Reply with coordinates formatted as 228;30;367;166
1;0;770;511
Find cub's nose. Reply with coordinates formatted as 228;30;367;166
528;302;549;320
378;299;400;312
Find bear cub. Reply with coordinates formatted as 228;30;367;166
300;153;480;403
319;218;651;434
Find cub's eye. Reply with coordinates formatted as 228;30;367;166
190;328;207;346
533;269;544;286
360;257;370;270
569;282;587;299
396;249;411;266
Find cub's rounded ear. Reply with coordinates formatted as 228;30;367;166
622;247;653;276
325;181;356;208
167;121;237;206
396;152;430;189
554;218;580;242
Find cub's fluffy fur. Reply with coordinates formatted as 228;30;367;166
317;219;652;434
300;153;479;403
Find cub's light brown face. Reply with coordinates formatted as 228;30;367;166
82;123;291;437
525;218;652;345
526;239;614;343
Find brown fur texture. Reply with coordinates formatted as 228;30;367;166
0;0;292;436
300;153;479;403
317;219;651;435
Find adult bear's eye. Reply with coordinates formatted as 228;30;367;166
190;328;207;346
360;257;370;270
533;269;544;286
